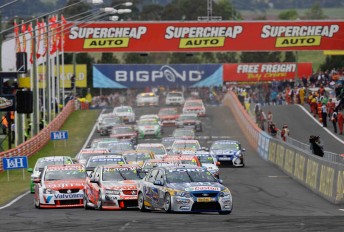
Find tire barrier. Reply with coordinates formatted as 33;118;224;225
224;91;344;204
0;100;75;172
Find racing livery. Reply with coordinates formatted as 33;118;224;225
176;113;202;132
33;164;86;208
136;119;162;139
85;155;126;175
109;125;138;145
113;105;135;123
182;99;206;117
137;166;232;214
136;92;159;107
84;164;143;210
158;107;179;126
136;143;167;159
165;91;185;106
210;140;245;167
121;150;155;167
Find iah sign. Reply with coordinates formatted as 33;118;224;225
2;156;28;170
50;131;69;140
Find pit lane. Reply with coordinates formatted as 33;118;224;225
0;104;343;232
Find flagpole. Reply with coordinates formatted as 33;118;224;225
32;19;39;136
45;16;51;124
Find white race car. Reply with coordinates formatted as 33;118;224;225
165;91;185;106
113;105;135;123
136;92;159;107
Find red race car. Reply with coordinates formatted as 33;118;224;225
158;107;179;126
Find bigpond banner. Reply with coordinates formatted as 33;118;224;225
223;62;313;82
93;64;223;88
64;21;344;52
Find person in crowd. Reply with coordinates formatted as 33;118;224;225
259;109;266;131
331;111;338;134
1;115;8;134
281;124;290;142
327;98;335;120
321;102;328;127
299;87;305;105
338;111;344;135
309;135;324;157
269;123;278;137
254;103;261;124
267;111;273;133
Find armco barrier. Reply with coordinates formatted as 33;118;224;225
225;91;344;204
0;100;75;172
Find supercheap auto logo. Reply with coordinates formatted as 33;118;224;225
68;26;147;49
261;24;340;48
164;26;243;49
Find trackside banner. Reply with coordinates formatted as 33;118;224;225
64;21;344;52
93;64;223;88
223;62;313;82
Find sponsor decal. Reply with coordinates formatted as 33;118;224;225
261;25;340;48
69;26;147;49
44;195;53;203
0;97;13;109
165;26;243;49
54;193;84;199
187;186;221;191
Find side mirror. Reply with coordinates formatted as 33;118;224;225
216;162;221;166
153;180;164;186
27;168;33;173
33;178;41;183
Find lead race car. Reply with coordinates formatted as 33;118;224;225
137;166;232;214
33;164;86;208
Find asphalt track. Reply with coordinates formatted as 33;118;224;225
0;104;343;232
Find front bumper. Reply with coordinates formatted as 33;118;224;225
101;194;138;210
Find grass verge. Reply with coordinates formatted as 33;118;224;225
0;109;101;206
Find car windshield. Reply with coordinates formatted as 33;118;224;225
197;155;214;164
112;127;134;134
168;92;183;97
185;101;203;107
96;141;118;149
44;169;86;181
173;130;194;137
139;120;158;126
108;143;133;152
35;159;71;171
211;142;240;150
139;93;155;98
116;107;132;113
78;153;106;162
173;142;200;150
166;169;217;183
103;117;122;124
179;115;197;121
124;153;151;163
141;146;165;155
143;161;174;170
86;158;125;168
159;109;177;115
102;168;141;181
162;138;175;148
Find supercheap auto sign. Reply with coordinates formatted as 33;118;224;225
63;21;344;52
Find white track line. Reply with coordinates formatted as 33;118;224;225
297;105;344;145
82;108;106;149
0;191;30;210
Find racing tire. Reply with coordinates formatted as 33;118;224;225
218;210;231;215
163;193;172;213
83;195;91;210
138;192;150;212
96;192;103;210
34;198;40;209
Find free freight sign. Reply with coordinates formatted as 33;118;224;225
2;156;28;170
93;64;223;88
223;62;313;82
64;21;344;52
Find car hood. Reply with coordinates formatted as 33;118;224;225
102;180;138;190
116;112;133;117
112;133;136;137
44;179;85;190
211;149;239;155
201;164;218;171
160;115;178;120
166;182;224;192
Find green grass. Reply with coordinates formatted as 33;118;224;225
0;109;101;206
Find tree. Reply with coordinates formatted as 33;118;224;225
123;53;149;64
320;55;344;71
240;52;281;63
139;4;164;20
278;9;298;20
169;53;202;64
305;2;327;19
202;53;216;63
216;53;238;63
99;53;120;64
284;52;297;62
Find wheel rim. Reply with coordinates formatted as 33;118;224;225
138;193;144;209
164;194;170;211
83;196;88;208
97;194;102;209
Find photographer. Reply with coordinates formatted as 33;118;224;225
309;135;324;157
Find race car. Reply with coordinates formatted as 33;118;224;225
172;128;196;140
136;92;159;107
141;158;181;173
109;125;138;145
98;116;124;136
34;164;86;208
175;113;202;132
165;91;185;106
85;154;126;175
182;99;206;117
136;143;167;159
158;107;179;126
195;152;220;179
137;166;232;214
136;118;162;139
163;155;201;167
75;148;110;166
121;150;155;167
113;105;135;123
28;156;74;193
210;140;245;167
107;141;134;154
90;138;119;149
170;139;202;155
84;164;143;210
96;113;123;133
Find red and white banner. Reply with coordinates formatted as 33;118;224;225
63;21;344;52
223;63;313;82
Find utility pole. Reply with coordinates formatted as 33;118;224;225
198;0;222;21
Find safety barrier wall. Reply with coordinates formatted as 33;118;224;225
0;100;75;172
225;91;344;204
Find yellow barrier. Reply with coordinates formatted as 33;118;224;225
284;149;295;174
306;160;319;190
294;153;306;181
268;142;276;163
276;144;285;168
336;171;344;202
319;165;335;197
